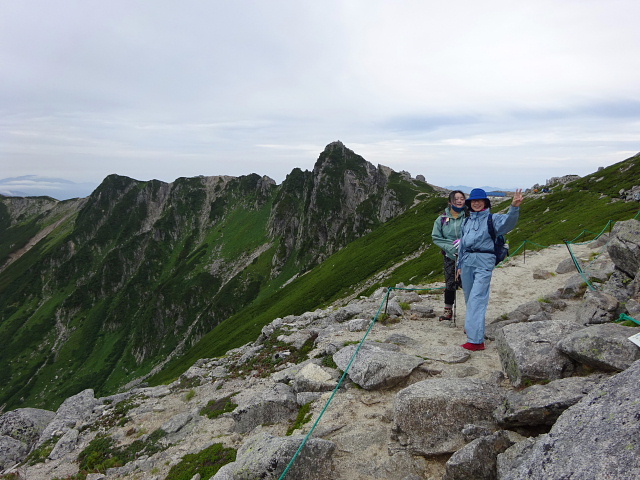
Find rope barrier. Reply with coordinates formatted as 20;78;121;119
567;229;599;244
616;313;640;326
278;285;443;479
278;211;640;477
563;241;597;291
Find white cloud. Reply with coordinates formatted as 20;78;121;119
0;0;639;190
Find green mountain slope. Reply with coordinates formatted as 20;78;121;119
0;142;434;410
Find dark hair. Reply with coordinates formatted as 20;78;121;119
448;190;466;204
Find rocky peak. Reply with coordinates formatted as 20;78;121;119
269;142;432;271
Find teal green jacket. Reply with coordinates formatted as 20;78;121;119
431;206;467;260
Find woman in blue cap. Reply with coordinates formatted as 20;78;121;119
457;188;524;350
431;190;468;321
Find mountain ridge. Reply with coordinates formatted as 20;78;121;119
0;141;436;410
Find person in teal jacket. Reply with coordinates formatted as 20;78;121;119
431;190;468;321
457;188;524;351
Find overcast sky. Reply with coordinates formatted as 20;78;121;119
2;0;639;195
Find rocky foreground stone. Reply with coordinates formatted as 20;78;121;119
1;219;639;479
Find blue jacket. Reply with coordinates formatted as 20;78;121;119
458;206;520;270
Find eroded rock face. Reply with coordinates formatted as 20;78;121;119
493;375;606;428
607;219;640;278
291;363;338;393
0;435;28;471
392;378;505;457
37;389;99;447
557;323;640;372
443;430;514;480
498;359;640;480
0;408;55;446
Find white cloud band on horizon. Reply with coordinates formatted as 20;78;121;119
1;0;639;188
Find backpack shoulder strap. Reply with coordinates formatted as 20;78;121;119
487;213;496;241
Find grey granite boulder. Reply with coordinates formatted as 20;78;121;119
495;321;582;387
37;389;99;447
499;300;554;324
556;257;577;274
496;437;537;479
291;363;337;393
212;432;335;480
347;318;371;331
0;435;28;471
385;297;405;316
409;303;435;318
443;430;514;480
498;359;640;479
557;323;640;372
232;383;298;433
392;378;505;457
493;375;606;428
560;273;590;298
576;290;619;324
607;219;640;277
333;341;423;390
602;268;635;302
278;329;318;350
0;407;55;446
48;428;79;460
584;255;616;283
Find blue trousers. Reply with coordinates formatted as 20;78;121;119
461;264;493;344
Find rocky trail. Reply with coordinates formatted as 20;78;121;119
5;233;639;480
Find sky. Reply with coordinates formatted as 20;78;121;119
2;0;640;198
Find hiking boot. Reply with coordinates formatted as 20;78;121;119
461;342;485;351
439;307;453;321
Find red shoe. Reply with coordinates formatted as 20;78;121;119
461;342;485;351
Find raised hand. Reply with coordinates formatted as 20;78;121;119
512;188;524;207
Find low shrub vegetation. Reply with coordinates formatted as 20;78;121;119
200;394;238;419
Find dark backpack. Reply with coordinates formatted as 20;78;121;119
487;214;509;265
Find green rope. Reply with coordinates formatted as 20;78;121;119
524;239;551;249
563;241;596;291
616;313;640;326
507;241;526;257
567;229;598;244
593;220;614;240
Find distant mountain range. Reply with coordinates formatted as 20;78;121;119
445;185;517;193
0;175;98;200
0;177;520;201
